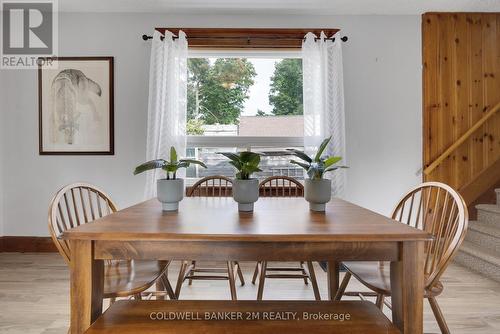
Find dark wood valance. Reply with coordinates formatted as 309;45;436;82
148;28;342;49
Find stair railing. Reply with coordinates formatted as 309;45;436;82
424;101;500;176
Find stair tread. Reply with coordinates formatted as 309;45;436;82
475;204;500;214
468;221;500;237
459;241;500;266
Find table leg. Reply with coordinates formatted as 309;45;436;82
156;260;168;300
70;240;104;334
327;261;340;300
390;241;424;334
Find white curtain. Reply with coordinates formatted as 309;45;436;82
144;30;188;198
302;31;346;197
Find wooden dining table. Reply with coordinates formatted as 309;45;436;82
63;197;430;334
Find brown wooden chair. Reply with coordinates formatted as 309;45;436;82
177;176;244;300
48;183;176;306
335;182;468;334
187;175;233;197
252;176;320;301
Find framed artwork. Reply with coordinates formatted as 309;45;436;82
38;56;114;155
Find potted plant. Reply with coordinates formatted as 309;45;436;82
134;147;207;211
218;151;262;212
288;136;347;212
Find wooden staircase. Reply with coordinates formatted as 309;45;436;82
422;95;500;282
454;189;500;282
423;101;500;208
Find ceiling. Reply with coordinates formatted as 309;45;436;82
60;0;500;15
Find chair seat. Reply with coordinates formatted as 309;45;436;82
104;260;167;298
343;262;391;295
344;261;443;297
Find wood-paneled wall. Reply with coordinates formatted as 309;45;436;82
423;13;500;198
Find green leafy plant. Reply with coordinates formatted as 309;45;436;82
134;146;207;180
288;136;347;180
218;151;262;180
186;118;205;135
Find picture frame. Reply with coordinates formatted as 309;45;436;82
38;56;114;155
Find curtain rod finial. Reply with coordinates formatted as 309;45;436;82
142;34;152;41
341;36;348;42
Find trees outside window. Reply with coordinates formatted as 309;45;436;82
187;57;304;133
187;58;256;126
268;59;303;116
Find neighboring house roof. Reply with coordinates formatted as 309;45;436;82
238;115;304;136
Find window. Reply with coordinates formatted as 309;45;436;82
185;50;304;179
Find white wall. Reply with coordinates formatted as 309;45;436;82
0;13;422;236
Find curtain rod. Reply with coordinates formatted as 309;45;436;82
141;34;348;42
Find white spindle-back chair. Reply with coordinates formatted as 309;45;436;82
48;183;175;302
335;182;468;334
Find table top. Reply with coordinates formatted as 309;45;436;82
63;197;430;242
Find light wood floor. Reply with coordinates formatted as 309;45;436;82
0;253;499;334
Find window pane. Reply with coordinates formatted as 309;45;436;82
186;147;304;179
187;57;303;137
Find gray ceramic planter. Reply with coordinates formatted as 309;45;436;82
233;179;259;212
304;179;332;212
157;178;184;211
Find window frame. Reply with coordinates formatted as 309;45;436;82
187;136;303;149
